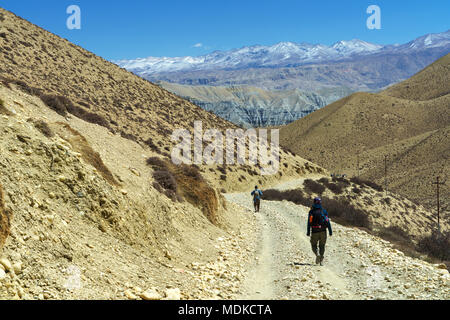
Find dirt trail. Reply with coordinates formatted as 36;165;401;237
225;182;450;300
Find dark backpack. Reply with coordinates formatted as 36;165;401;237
310;208;329;229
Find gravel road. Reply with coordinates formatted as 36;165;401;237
225;186;450;300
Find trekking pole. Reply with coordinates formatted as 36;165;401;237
432;176;445;232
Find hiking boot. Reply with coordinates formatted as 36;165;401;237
315;255;320;265
319;256;324;266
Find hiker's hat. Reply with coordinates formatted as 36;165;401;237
314;197;322;204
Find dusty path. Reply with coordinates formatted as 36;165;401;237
225;184;450;300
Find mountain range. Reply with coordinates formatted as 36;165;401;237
117;30;450;127
116;30;450;75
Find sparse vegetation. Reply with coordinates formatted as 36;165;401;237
0;98;10;115
263;189;309;207
350;177;384;192
152;170;180;202
55;123;119;186
303;179;325;195
33;119;54;138
146;157;220;224
320;196;372;230
319;177;347;195
417;230;450;261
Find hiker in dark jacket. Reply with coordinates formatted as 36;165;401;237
251;186;263;213
307;197;332;265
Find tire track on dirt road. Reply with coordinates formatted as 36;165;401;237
226;185;450;300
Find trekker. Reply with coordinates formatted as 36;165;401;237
251;186;263;213
307;197;332;265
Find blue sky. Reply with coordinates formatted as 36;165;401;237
1;0;449;60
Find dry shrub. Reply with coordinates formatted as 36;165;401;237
352;186;362;195
55;123;119;186
350;177;383;192
0;183;11;249
152;170;180;202
319;178;347;195
263;189;310;207
146;158;219;225
40;94;110;129
40;94;72;116
33;119;54;138
303;179;325;195
144;138;160;153
378;225;411;244
173;164;219;225
332;176;350;185
320;196;371;230
418;230;450;261
0;77;41;96
146;157;168;170
0;98;11;115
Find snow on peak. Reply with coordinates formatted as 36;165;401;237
114;30;450;75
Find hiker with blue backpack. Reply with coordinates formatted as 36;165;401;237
251;186;263;213
307;197;332;266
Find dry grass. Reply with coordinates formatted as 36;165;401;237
417;230;450;261
0;98;11;115
0;183;11;249
383;54;450;101
303;179;326;195
32;119;54;138
54;122;119;186
147;157;220;225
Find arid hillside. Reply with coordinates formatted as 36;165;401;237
0;8;325;299
0;7;324;193
280;54;450;213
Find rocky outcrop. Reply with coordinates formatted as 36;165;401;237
159;83;330;127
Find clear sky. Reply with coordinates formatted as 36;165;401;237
1;0;449;60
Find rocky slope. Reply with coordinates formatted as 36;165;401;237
158;82;330;127
279;54;450;213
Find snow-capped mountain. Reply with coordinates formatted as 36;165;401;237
115;30;450;76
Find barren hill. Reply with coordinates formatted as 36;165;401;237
280;54;450;213
382;54;450;101
0;7;325;299
0;7;323;191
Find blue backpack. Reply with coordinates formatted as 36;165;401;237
310;208;329;229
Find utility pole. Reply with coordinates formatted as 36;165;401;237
432;176;445;232
384;155;388;196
